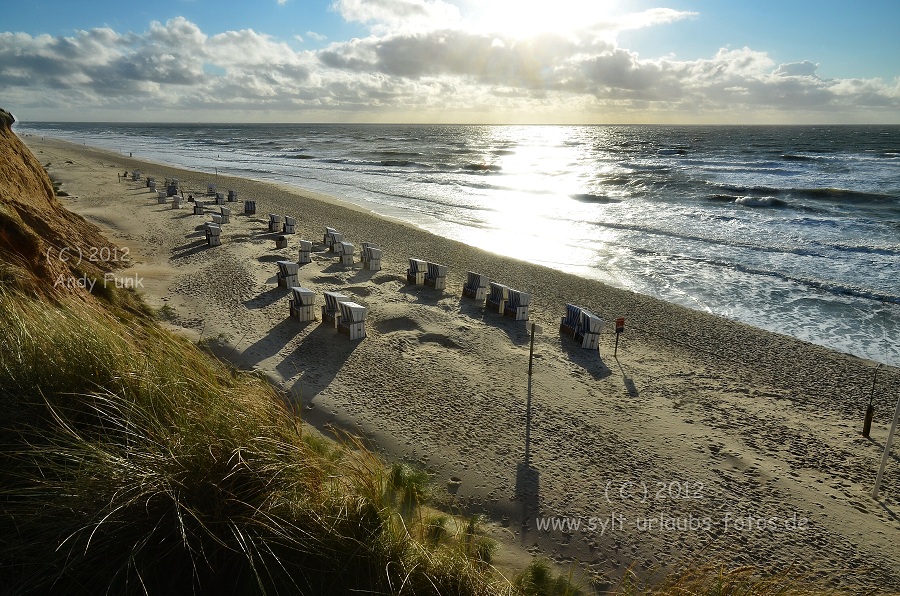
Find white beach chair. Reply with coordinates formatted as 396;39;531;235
560;304;582;337
206;183;216;196
336;241;355;265
364;245;382;271
462;272;490;301
407;258;427;285
219;207;230;224
157;190;168;204
576;309;603;350
322;291;351;328
211;214;224;225
504;289;531;321
283;216;297;234
323;227;338;247
486;282;509;314
289;287;316;321
205;224;222;246
337;301;367;340
298;240;312;264
215;192;225;205
328;232;344;252
425;262;448;291
227;189;238;202
193;201;205;216
268;214;284;233
172;195;183;209
276;260;299;288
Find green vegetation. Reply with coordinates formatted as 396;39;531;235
0;285;514;594
0;284;843;595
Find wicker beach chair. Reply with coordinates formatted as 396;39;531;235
289;287;316;321
299;240;312;264
276;260;299;288
407;258;427;285
337;301;368;340
322;291;350;328
504;288;531;321
463;272;490;301
425;262;448;291
486;282;509;314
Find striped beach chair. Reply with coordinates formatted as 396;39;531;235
504;289;531;321
276;260;299;288
462;272;490;301
560;304;582;336
322;291;350;327
166;179;179;197
407;258;427;285
425;262;448;291
328;232;344;252
323;227;338;248
486;282;508;314
336;241;355;265
289;287;316;321
298;239;312;264
219;206;230;223
268;214;284;233
205;224;221;246
244;200;256;214
227;189;238;202
337;301;368;340
576;309;603;350
283;216;297;234
363;244;382;271
193;200;205;216
215;192;225;205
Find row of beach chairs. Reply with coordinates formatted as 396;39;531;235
406;259;448;289
285;286;368;340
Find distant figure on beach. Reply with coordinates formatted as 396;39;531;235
129;152;132;157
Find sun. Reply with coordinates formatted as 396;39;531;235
465;0;622;39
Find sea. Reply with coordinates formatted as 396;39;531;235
16;122;900;367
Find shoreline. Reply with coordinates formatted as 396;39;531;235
24;134;900;591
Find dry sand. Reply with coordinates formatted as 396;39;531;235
24;135;900;592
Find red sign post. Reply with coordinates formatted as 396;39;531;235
614;317;625;357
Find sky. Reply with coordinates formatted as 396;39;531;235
1;0;898;124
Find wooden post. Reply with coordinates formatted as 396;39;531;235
614;317;625;357
872;392;900;499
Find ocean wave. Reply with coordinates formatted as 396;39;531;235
706;181;896;205
570;193;621;204
734;196;786;208
463;163;502;172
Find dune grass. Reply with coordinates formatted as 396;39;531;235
0;286;513;594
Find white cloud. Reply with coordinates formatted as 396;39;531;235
0;11;898;123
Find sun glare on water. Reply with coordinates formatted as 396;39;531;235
467;0;622;38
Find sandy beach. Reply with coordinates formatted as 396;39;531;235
25;135;900;592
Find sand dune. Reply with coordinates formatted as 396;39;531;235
26;135;900;592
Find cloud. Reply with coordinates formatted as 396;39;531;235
0;11;897;123
332;0;461;33
775;61;819;78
